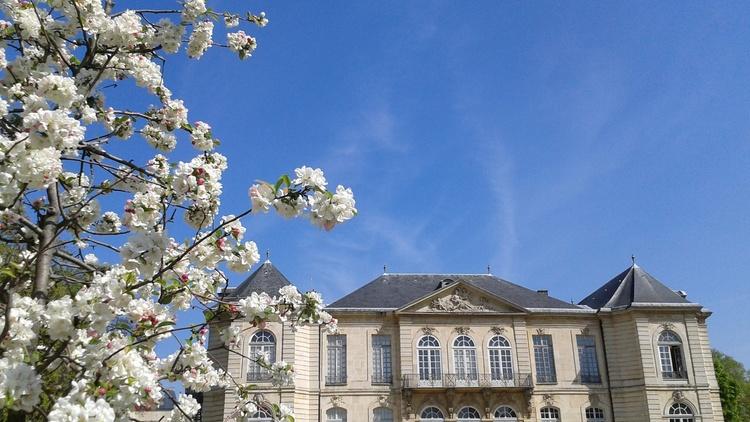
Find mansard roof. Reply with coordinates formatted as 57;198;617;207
223;260;291;299
326;273;580;310
578;264;692;309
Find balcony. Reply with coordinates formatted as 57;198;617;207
401;373;532;390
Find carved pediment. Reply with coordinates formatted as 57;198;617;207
402;282;526;314
430;287;488;312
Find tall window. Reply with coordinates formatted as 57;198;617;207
533;335;557;383
585;407;605;422
453;335;478;381
326;408;347;422
373;407;393;422
489;336;514;381
659;331;686;379
667;403;694;422
577;335;601;384
494;406;518;421
420;407;444;421
418;335;442;381
248;409;272;422
457;407;481;421
247;331;275;381
372;335;392;384
327;335;347;385
540;407;560;422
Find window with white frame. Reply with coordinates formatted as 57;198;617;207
658;331;686;379
453;335;478;381
372;335;392;384
457;407;481;421
585;407;605;422
420;406;444;421
373;407;393;422
533;335;557;383
248;409;273;422
540;407;560;422
247;330;275;381
494;406;518;421
326;407;347;422
327;335;347;385
418;335;442;381
667;403;694;422
577;335;601;384
489;335;514;381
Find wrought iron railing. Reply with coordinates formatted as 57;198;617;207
401;373;532;389
247;371;272;382
662;369;688;380
579;374;602;384
372;374;393;385
325;375;347;385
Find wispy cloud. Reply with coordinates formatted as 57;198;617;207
290;95;441;298
484;143;518;276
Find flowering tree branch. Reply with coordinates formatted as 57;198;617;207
0;1;355;420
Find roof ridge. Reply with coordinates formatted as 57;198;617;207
604;265;634;308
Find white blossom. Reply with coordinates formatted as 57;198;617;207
46;297;76;340
310;185;357;231
0;359;42;412
0;2;351;419
182;0;207;22
293;166;327;190
187;21;214;59
227;241;260;272
36;74;82;108
190;121;215;151
15;146;62;188
227;31;257;59
249;183;275;213
95;211;122;233
156;19;185;53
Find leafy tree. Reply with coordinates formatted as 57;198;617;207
713;349;750;421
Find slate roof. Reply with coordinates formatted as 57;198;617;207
223;260;291;299
578;264;691;309
327;273;580;310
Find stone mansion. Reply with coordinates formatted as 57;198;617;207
201;260;724;422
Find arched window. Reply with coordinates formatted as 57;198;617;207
494;406;518;421
248;409;273;422
585;407;605;422
658;330;686;379
489;336;514;381
453;335;478;381
540;407;560;422
457;407;481;421
373;407;393;422
667;403;694;422
418;335;442;381
248;330;275;381
327;407;347;422
420;406;444;421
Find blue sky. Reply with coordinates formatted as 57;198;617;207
120;1;750;365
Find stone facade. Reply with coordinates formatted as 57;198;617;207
203;262;723;422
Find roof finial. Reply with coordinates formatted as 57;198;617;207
487;264;491;274
265;249;271;263
383;264;387;273
631;254;637;266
